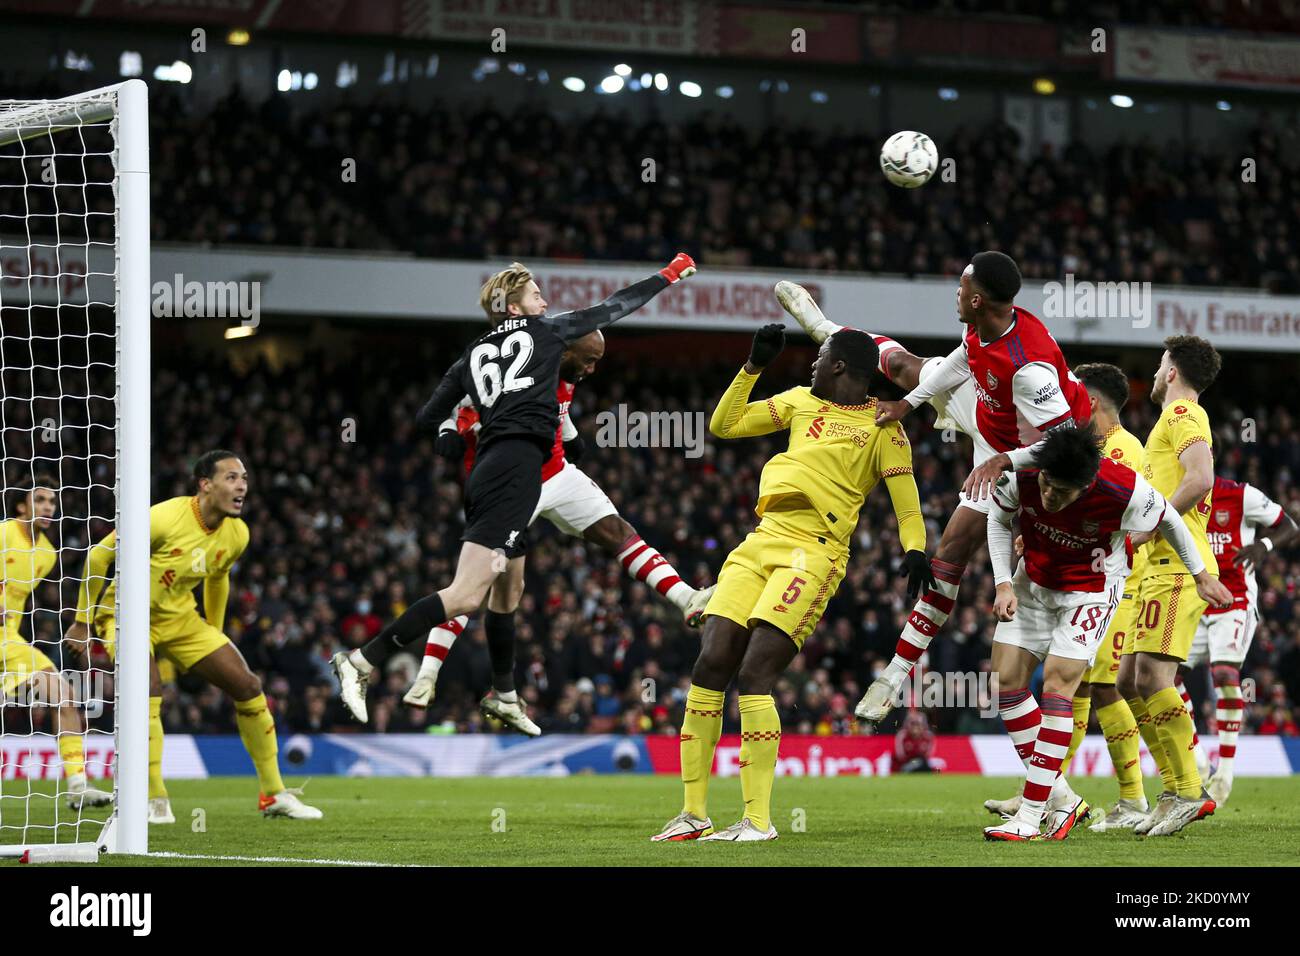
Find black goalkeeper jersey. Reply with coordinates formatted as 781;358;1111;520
416;273;669;453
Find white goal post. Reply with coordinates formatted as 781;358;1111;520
0;80;149;858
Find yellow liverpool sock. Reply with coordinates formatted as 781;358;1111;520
58;733;86;780
234;694;284;796
1059;694;1091;776
1127;695;1176;792
738;694;781;832
149;695;168;800
1096;699;1143;802
1146;687;1202;799
680;684;724;820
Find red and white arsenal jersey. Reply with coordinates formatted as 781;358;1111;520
992;457;1165;593
965;306;1091;453
457;382;574;481
1204;476;1284;615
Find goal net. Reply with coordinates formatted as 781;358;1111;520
0;81;149;859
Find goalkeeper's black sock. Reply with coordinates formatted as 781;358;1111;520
484;609;517;695
361;592;447;668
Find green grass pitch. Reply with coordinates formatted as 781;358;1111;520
3;775;1298;866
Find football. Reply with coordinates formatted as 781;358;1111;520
880;130;939;188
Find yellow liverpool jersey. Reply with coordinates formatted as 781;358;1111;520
1141;399;1216;575
1100;422;1150;583
76;498;247;627
709;368;924;555
0;518;57;637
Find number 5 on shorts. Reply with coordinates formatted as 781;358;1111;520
782;576;807;604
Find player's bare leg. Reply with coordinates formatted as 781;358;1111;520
478;555;539;736
584;514;714;628
652;614;751;842
191;643;323;819
699;624;795;843
857;504;985;725
986;651;1090;842
339;541;504;721
28;670;112;811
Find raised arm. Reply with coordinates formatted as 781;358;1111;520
540;254;695;343
710;325;792;439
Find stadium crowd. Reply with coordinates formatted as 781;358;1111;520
10;332;1294;743
142;89;1300;294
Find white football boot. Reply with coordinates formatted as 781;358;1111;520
984;791;1023;817
1205;768;1233;808
854;677;897;727
983;815;1040;842
1042;775;1091;837
403;667;438;708
650;811;714;842
1133;791;1177;835
148;797;176;825
775;280;838;343
1089;797;1150;832
1147;790;1215;837
683;585;715;629
332;650;370;723
480;692;541;737
260;786;324;820
65;775;113;811
699;818;778;842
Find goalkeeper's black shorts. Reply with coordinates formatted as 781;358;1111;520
462;438;545;559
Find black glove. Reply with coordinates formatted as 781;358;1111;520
435;429;466;462
749;323;786;368
564;434;586;463
899;550;936;602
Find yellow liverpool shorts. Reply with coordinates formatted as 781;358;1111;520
704;525;845;648
98;613;180;682
150;613;228;672
1086;590;1139;684
1132;572;1207;662
0;628;56;698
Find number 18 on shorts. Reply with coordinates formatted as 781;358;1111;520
995;569;1121;663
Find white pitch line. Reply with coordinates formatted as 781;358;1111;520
148;851;424;867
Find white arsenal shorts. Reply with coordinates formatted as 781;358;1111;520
530;461;618;537
993;567;1123;664
920;356;999;516
1188;607;1256;668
